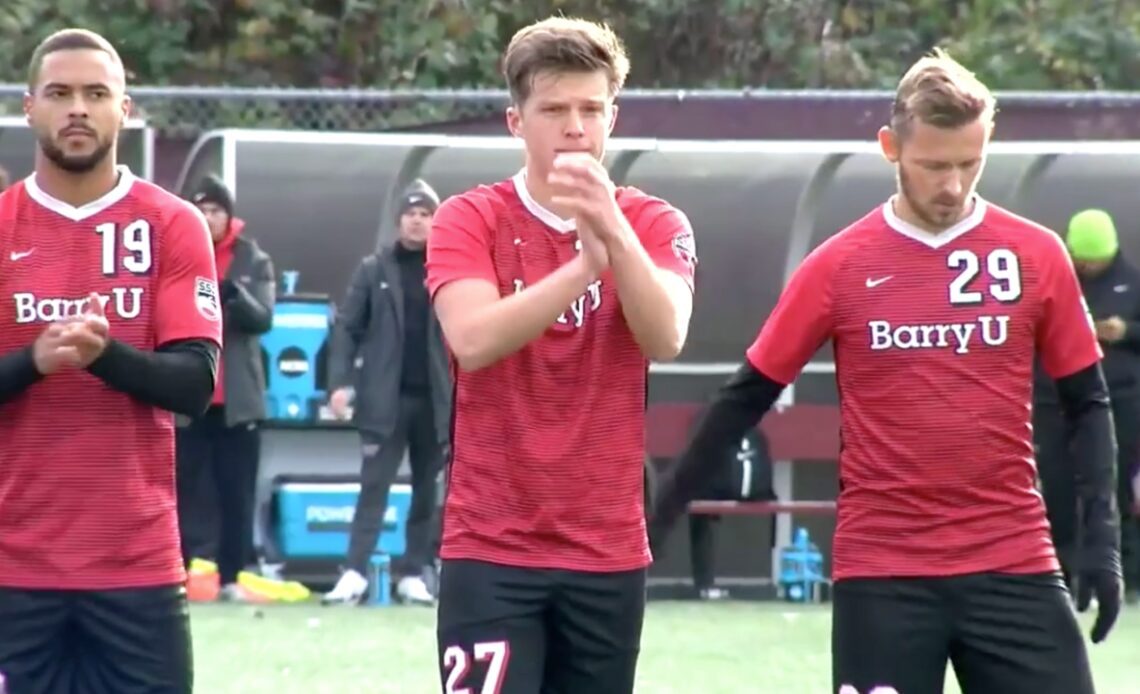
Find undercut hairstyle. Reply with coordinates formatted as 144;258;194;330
890;48;996;138
27;29;124;92
502;16;630;106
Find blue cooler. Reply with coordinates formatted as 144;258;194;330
261;293;332;423
273;475;412;559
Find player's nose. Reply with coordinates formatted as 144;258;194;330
562;110;585;137
65;96;90;119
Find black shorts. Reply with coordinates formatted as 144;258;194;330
436;558;646;694
0;584;192;694
832;572;1093;694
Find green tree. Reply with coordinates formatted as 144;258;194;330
2;0;1139;90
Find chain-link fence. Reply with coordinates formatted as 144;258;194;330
3;85;1140;138
0;85;520;136
0;85;934;137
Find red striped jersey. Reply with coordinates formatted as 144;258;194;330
748;197;1100;580
0;167;222;589
427;172;697;572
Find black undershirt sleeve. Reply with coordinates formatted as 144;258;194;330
651;361;787;533
86;338;219;418
1055;362;1122;575
0;346;43;404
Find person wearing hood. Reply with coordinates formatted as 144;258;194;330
1034;208;1140;602
322;179;451;606
177;174;276;602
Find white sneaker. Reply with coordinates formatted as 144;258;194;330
217;583;247;603
396;575;434;605
322;569;368;606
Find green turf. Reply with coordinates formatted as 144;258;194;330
190;600;1140;693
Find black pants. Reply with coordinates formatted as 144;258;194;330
1035;396;1140;588
436;559;646;694
0;584;191;694
689;516;718;591
1112;393;1140;589
832;573;1092;694
175;405;261;585
346;393;443;576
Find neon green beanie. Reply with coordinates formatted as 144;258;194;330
1066;209;1118;261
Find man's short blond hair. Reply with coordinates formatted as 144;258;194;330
891;49;996;137
501;17;630;106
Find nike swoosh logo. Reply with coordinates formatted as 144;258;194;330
865;276;893;288
9;250;33;261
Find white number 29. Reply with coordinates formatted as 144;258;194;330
947;248;1021;305
95;220;152;276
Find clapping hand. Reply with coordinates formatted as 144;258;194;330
548;152;630;273
62;292;111;368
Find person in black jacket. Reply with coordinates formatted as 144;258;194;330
322;179;452;606
176;175;276;602
1035;208;1140;601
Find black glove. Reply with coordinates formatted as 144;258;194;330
1075;516;1123;644
220;279;238;303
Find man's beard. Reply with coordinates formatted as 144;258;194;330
39;134;114;174
898;165;967;231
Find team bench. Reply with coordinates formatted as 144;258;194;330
688;499;837;516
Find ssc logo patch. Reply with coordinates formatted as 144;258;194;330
671;227;697;267
195;276;221;322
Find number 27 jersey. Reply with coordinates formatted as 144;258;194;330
0;167;222;590
748;197;1101;580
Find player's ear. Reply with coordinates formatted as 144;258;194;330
22;92;32;126
607;102;619;136
120;94;132;126
506;105;522;138
878;125;900;163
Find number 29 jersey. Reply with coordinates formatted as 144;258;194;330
0;167;222;590
748;197;1101;580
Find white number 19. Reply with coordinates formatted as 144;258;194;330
96;220;153;276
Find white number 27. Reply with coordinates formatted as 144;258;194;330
95;220;152;276
443;641;509;694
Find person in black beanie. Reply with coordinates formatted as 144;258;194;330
177;174;276;602
323;178;452;605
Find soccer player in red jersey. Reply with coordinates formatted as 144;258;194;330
0;29;221;693
652;50;1121;694
426;16;697;694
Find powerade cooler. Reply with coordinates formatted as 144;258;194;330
273;476;412;559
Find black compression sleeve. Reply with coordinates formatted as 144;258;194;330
1056;362;1122;575
652;361;786;530
0;346;42;404
86;338;219;417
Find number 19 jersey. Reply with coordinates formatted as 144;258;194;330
748;197;1101;580
0;167;222;590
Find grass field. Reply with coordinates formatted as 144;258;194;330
189;600;1140;693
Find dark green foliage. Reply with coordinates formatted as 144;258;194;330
1;0;1138;89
